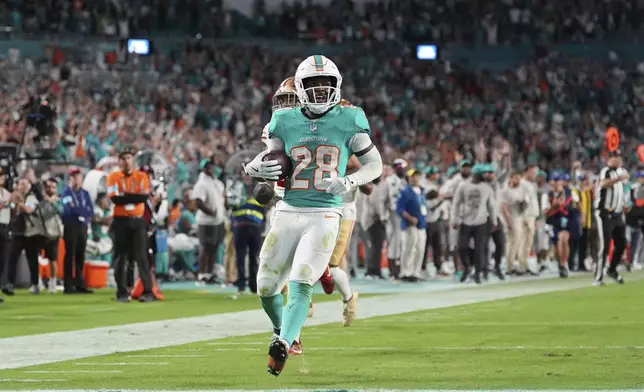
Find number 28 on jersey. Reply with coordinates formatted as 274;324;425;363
290;145;340;190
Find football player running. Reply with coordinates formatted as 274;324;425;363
259;76;312;357
261;91;368;350
244;55;383;377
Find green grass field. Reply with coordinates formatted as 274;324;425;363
1;277;643;390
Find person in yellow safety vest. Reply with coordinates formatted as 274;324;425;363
230;174;266;298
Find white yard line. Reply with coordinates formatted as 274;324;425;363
0;389;642;392
7;315;46;320
363;320;644;326
125;354;206;358
0;275;640;370
73;362;169;366
204;345;644;352
0;379;68;383
23;370;123;374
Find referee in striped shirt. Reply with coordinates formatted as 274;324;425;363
594;150;628;285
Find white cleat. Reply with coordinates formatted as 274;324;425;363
343;291;358;326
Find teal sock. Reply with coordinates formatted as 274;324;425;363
216;241;225;265
280;281;313;346
260;293;284;331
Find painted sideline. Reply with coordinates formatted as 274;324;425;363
0;275;639;370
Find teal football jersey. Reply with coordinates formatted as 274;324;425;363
267;104;371;208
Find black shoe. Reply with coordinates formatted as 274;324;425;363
606;269;625;284
559;265;569;278
64;286;77;294
267;338;289;377
626;263;632;273
2;286;15;296
472;275;482;285
459;268;470;283
493;266;505;280
138;293;157;302
539;264;548;273
349;268;356;278
76;287;94;294
526;269;540;276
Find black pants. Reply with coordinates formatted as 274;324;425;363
111;217;152;298
42;237;59;278
423;220;443;271
233;224;261;293
595;213;626;281
366;221;386;277
147;227;157;274
489;219;505;269
0;224;11;285
458;224;488;278
7;234;45;287
578;227;597;270
64;222;89;290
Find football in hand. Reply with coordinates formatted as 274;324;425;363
263;150;292;181
253;182;275;205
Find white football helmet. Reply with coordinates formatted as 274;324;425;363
294;55;342;114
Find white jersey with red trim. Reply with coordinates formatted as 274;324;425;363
261;123;285;198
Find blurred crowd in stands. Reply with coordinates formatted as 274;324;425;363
0;0;643;293
4;0;644;44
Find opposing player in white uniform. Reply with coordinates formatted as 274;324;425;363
244;55;382;376
386;158;408;279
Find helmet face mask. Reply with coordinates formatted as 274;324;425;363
271;77;300;111
301;76;337;111
272;91;299;111
295;55;342;114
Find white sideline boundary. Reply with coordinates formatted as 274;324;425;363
0;275;641;370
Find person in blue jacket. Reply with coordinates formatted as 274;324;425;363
396;169;427;282
61;167;95;294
